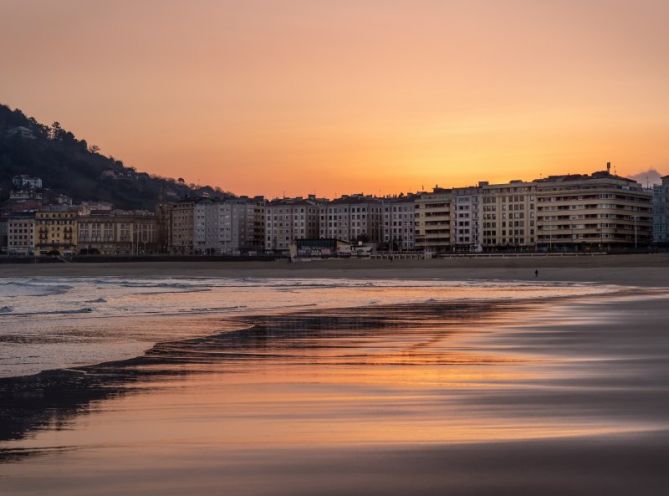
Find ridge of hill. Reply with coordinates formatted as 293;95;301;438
0;104;230;210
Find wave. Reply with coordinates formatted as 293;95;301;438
8;307;93;317
133;288;212;295
180;305;247;313
0;281;73;297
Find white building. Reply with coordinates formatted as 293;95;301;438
78;202;113;216
12;175;42;190
415;188;452;253
415;165;647;252
535;168;652;249
0;218;7;255
653;176;669;245
480;180;536;250
265;197;320;252
381;196;416;250
194;197;265;255
452;187;483;252
319;195;383;244
7;214;35;256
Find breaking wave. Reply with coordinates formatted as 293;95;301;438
0;281;73;298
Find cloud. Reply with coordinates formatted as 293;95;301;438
628;169;665;186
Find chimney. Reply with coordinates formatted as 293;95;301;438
606;162;611;174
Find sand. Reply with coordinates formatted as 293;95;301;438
2;256;669;494
1;253;669;287
1;291;669;494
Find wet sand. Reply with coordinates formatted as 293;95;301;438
2;253;669;287
1;290;669;495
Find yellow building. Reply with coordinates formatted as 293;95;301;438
414;188;453;252
415;166;648;253
480;180;537;250
169;200;196;255
34;208;78;255
535;169;652;249
78;210;157;255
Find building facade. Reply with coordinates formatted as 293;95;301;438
194;197;265;255
414;189;452;252
480;180;536;250
265;198;320;252
535;169;652;250
169;200;196;255
193;199;219;254
381;196;416;250
0;215;7;255
78;210;157;255
7;213;35;256
653;176;669;245
415;166;650;253
12;175;43;190
319;195;383;244
294;238;352;258
452;187;484;251
34;207;78;255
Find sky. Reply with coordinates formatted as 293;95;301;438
1;0;668;197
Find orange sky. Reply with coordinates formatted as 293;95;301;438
1;0;668;197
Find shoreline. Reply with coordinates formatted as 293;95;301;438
0;298;513;444
0;286;642;382
2;288;669;494
1;253;669;286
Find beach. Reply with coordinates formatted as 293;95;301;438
1;252;669;286
1;256;668;494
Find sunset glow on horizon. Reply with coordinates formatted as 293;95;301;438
2;0;668;197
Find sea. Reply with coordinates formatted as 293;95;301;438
0;276;615;378
1;276;668;495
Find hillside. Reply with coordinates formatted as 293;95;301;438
0;104;229;209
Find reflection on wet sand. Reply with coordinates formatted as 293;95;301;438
0;302;509;445
2;294;669;495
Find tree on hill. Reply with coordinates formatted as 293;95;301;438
0;103;231;209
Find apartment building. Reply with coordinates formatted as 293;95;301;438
480;180;537;250
265;197;320;252
193;199;219;254
414;188;452;252
12;175;43;190
78;210;157;255
415;166;649;253
155;203;172;253
382;196;416;250
34;207;78;255
416;183;518;254
169;200;196;255
0;215;7;255
452;187;484;251
7;212;35;255
535;168;652;249
194;197;265;255
242;197;266;253
319;194;383;244
653;176;669;245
